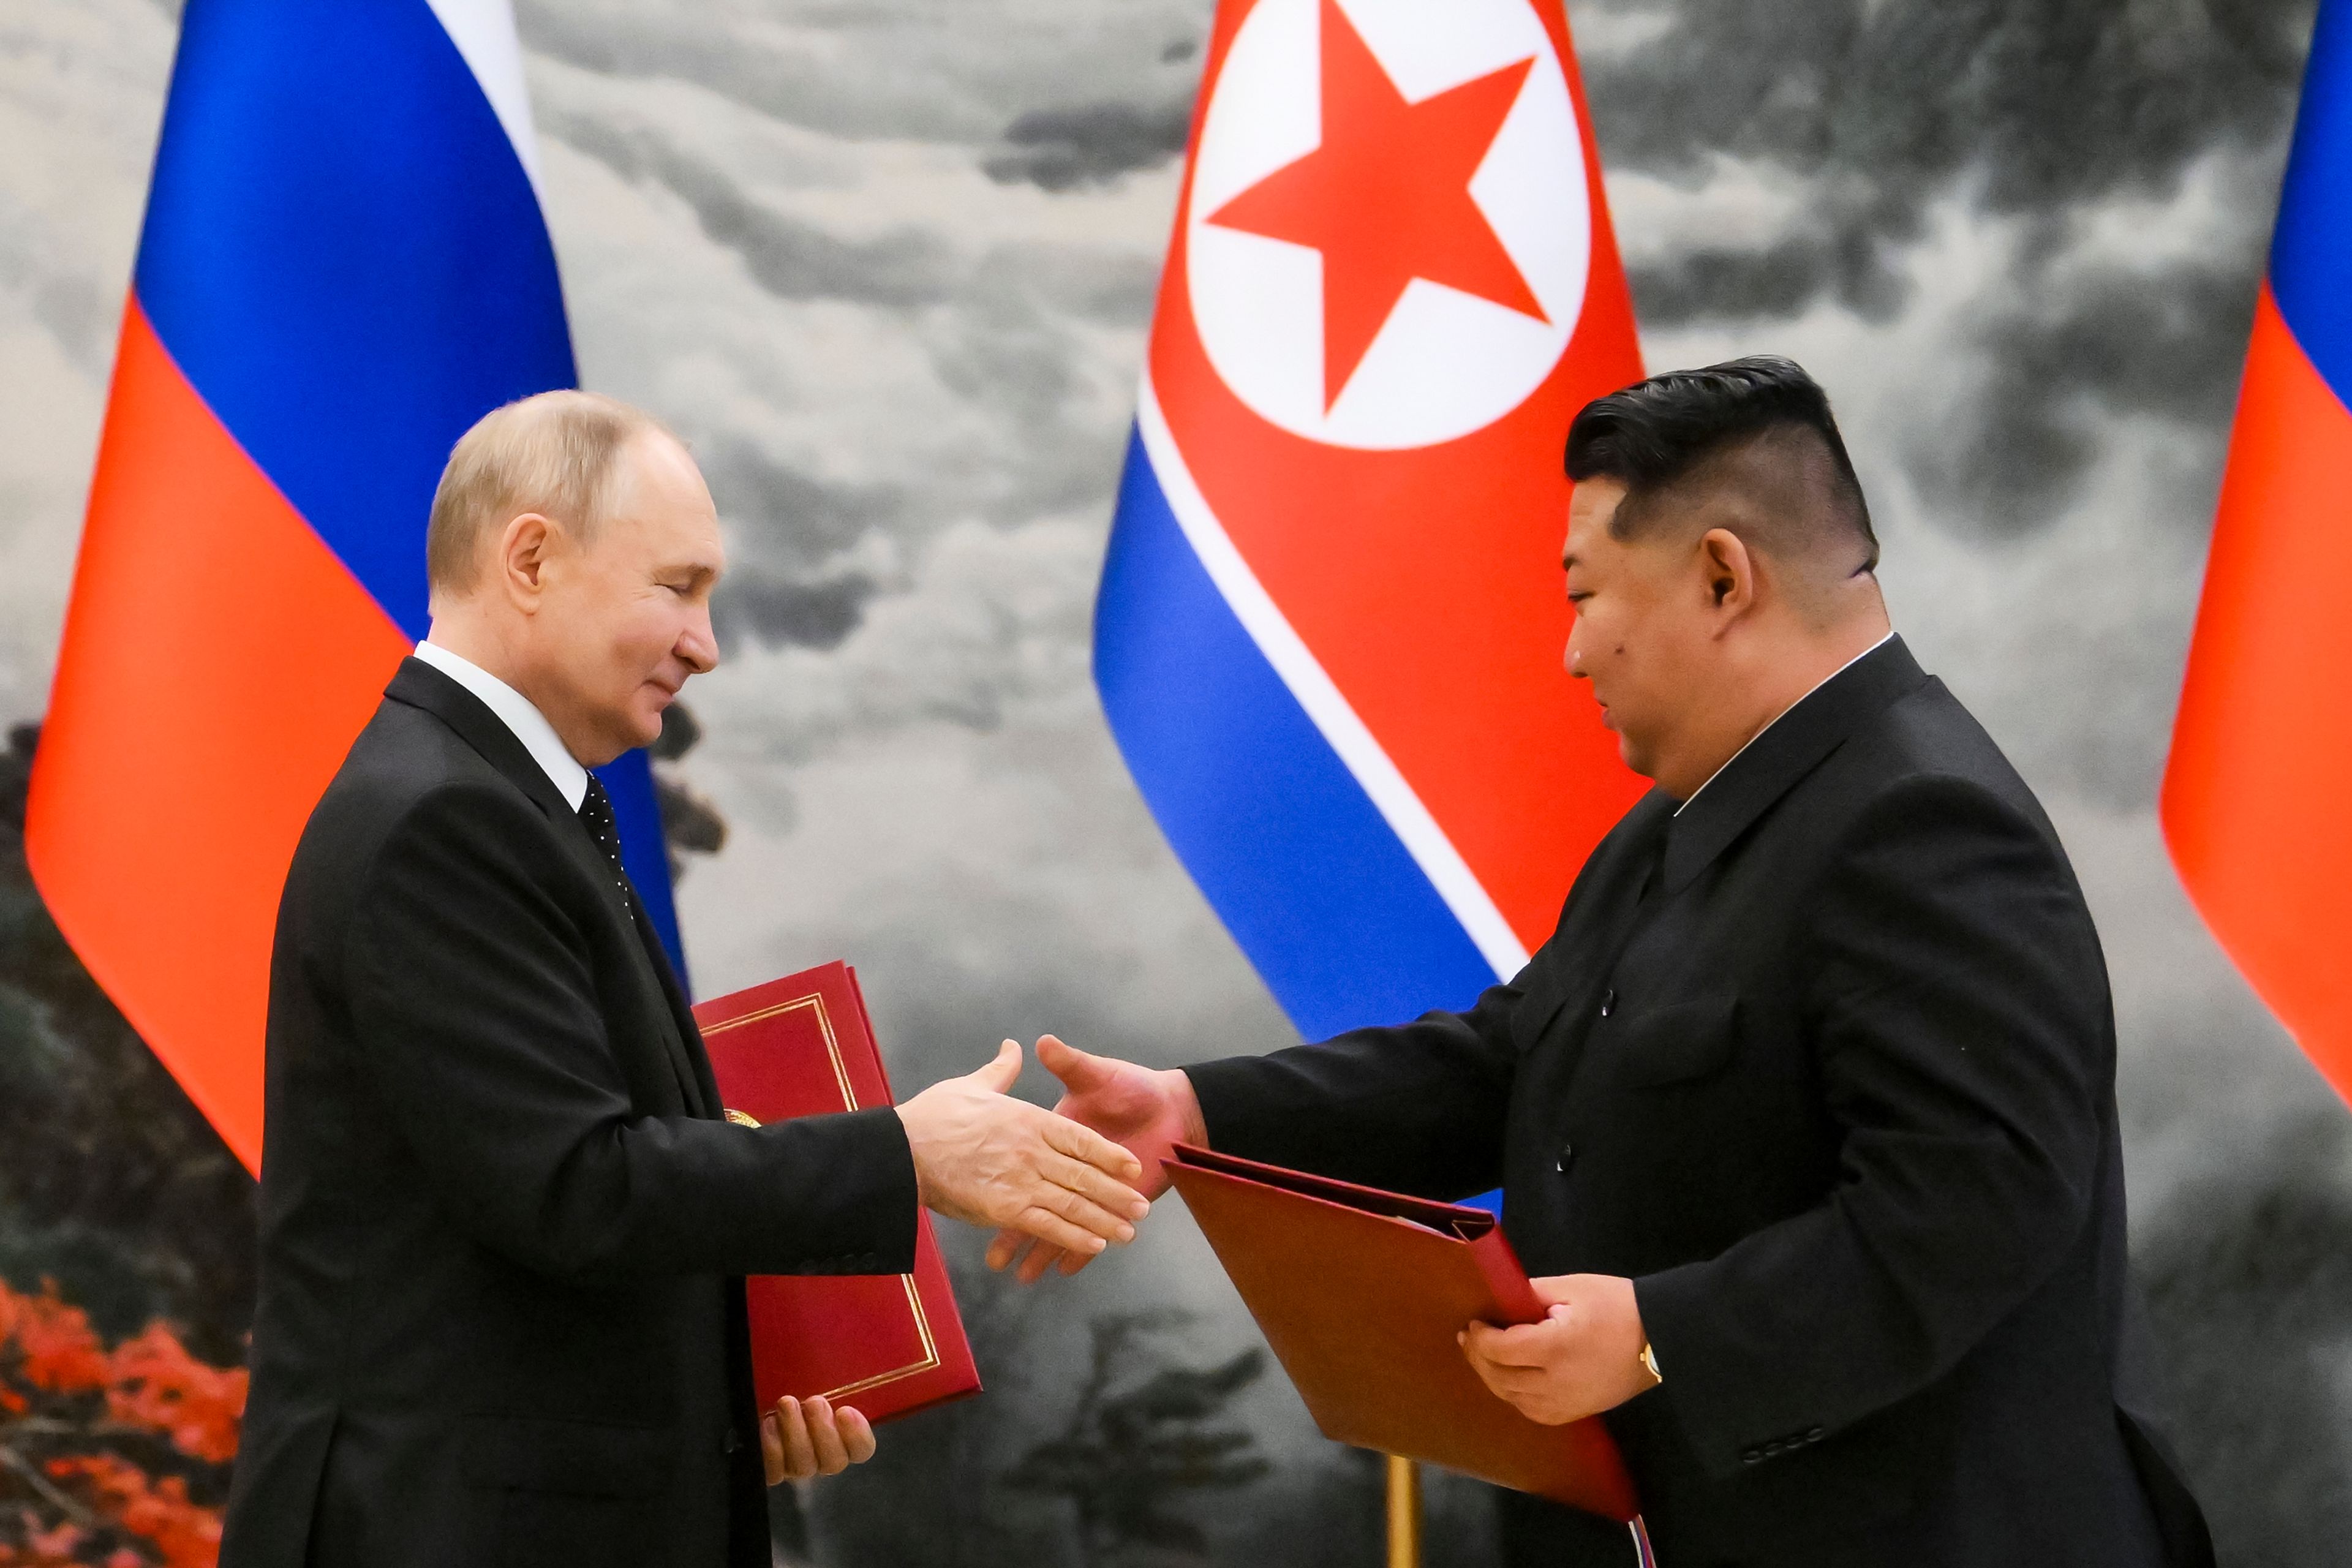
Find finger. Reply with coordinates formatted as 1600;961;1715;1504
806;1396;851;1476
1056;1246;1092;1277
971;1039;1022;1095
986;1227;1031;1272
1011;1241;1073;1284
840;1406;876;1466
1022;1177;1140;1246
1529;1274;1578;1308
1463;1321;1562;1370
1039;1114;1146;1184
1461;1338;1513;1399
761;1411;786;1487
1006;1206;1114;1257
1036;1033;1111;1093
1038;1147;1152;1223
778;1395;818;1479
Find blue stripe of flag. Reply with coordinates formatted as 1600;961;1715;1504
1095;427;1497;1042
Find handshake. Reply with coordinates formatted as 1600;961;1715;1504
896;1033;1200;1275
764;1035;1197;1483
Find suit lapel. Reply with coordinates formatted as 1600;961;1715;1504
1661;636;1932;894
385;657;714;1118
622;881;722;1118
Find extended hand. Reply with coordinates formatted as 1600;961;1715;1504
897;1041;1150;1258
985;1035;1205;1284
1458;1273;1659;1426
762;1394;875;1483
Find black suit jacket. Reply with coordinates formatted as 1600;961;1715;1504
1187;638;2211;1568
219;658;919;1568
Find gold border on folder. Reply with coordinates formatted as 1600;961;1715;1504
707;990;943;1397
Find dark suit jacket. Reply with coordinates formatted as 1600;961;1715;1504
1186;638;2212;1568
219;658;919;1568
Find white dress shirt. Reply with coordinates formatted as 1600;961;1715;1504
413;641;590;812
1674;630;1896;816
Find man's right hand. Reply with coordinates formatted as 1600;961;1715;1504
896;1041;1151;1259
985;1035;1205;1284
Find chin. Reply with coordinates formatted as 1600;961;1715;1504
625;708;668;751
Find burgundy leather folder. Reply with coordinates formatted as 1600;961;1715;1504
695;962;980;1424
1166;1144;1638;1519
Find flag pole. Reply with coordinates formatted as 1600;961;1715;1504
1386;1455;1422;1568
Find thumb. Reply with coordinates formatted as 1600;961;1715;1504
971;1039;1022;1095
1036;1033;1109;1092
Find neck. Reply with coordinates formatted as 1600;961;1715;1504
1659;613;1891;801
424;608;589;763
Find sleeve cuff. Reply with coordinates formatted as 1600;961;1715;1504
1635;1263;1838;1479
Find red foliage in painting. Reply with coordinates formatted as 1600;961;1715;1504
0;1281;243;1567
103;1331;244;1468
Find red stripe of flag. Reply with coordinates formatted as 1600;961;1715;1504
2163;285;2352;1099
28;301;408;1170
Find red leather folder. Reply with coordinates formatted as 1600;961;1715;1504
693;962;980;1424
1165;1145;1638;1520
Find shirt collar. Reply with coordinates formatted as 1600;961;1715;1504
413;641;590;812
1673;630;1896;818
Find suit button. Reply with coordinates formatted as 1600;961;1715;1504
1806;1427;1824;1442
1740;1448;1762;1466
1553;1142;1574;1174
1599;988;1616;1017
723;1428;741;1454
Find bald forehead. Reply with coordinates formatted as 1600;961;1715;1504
609;427;709;510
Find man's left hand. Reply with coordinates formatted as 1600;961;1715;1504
1459;1273;1659;1426
761;1394;876;1484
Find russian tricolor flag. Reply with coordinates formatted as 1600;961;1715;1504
25;0;684;1172
2165;0;2352;1106
1096;0;1646;1041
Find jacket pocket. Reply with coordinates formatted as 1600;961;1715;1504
1614;995;1740;1088
459;1412;675;1498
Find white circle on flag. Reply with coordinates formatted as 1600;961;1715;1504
1185;0;1592;450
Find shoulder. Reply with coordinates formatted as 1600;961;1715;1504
1814;678;2065;861
296;699;554;883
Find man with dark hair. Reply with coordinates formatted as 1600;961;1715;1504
1002;359;2212;1566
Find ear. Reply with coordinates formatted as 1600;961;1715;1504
1698;527;1758;628
495;513;555;612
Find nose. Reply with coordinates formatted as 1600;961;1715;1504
679;605;719;676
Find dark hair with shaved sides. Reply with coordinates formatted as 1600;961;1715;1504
1565;356;1880;581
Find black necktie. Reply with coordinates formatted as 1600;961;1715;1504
578;775;630;893
579;774;708;1115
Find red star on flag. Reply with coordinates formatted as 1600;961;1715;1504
1207;0;1547;412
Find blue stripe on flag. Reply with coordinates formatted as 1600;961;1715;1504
2271;0;2352;405
1095;428;1496;1042
134;0;575;641
133;0;687;979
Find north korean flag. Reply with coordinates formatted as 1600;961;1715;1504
1096;0;1647;1040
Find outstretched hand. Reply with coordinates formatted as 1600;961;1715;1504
897;1041;1151;1259
986;1035;1205;1284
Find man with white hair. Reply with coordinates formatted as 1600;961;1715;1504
219;391;1152;1568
